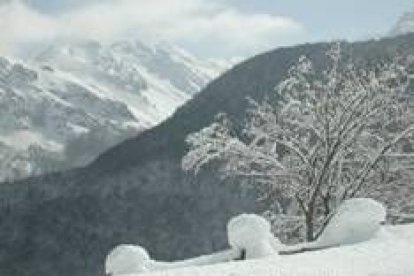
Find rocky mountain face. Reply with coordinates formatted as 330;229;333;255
1;35;414;276
0;40;227;182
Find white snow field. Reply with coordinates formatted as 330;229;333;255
107;199;414;276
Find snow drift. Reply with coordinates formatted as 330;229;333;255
316;198;386;246
280;198;387;254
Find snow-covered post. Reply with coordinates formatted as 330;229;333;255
182;43;414;242
227;214;280;259
105;245;151;275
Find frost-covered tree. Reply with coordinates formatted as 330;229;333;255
182;43;414;241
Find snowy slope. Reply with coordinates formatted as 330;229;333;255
138;224;414;276
33;39;229;127
0;40;229;181
0;55;140;181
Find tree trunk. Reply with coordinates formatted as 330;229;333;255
305;211;314;241
322;195;330;217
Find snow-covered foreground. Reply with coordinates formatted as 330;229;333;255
107;199;412;276
139;224;414;276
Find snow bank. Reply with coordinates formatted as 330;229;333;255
227;214;280;258
316;198;386;247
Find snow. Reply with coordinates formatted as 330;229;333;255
0;130;63;152
106;214;278;275
106;245;151;275
133;224;414;276
108;199;413;276
106;246;242;275
33;39;229;129
0;38;228;181
227;214;280;258
148;249;241;272
315;198;386;247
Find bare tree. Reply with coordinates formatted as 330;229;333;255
182;43;414;241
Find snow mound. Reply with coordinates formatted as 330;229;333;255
106;245;150;275
227;214;279;258
316;198;386;247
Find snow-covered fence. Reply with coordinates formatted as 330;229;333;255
105;245;242;275
105;213;279;275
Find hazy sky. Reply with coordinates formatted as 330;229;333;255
1;0;413;59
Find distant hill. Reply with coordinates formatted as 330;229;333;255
1;34;414;276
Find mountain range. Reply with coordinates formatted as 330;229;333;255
0;39;228;182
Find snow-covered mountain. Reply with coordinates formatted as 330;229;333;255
0;40;229;181
33;40;228;126
390;10;414;36
0;55;140;181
